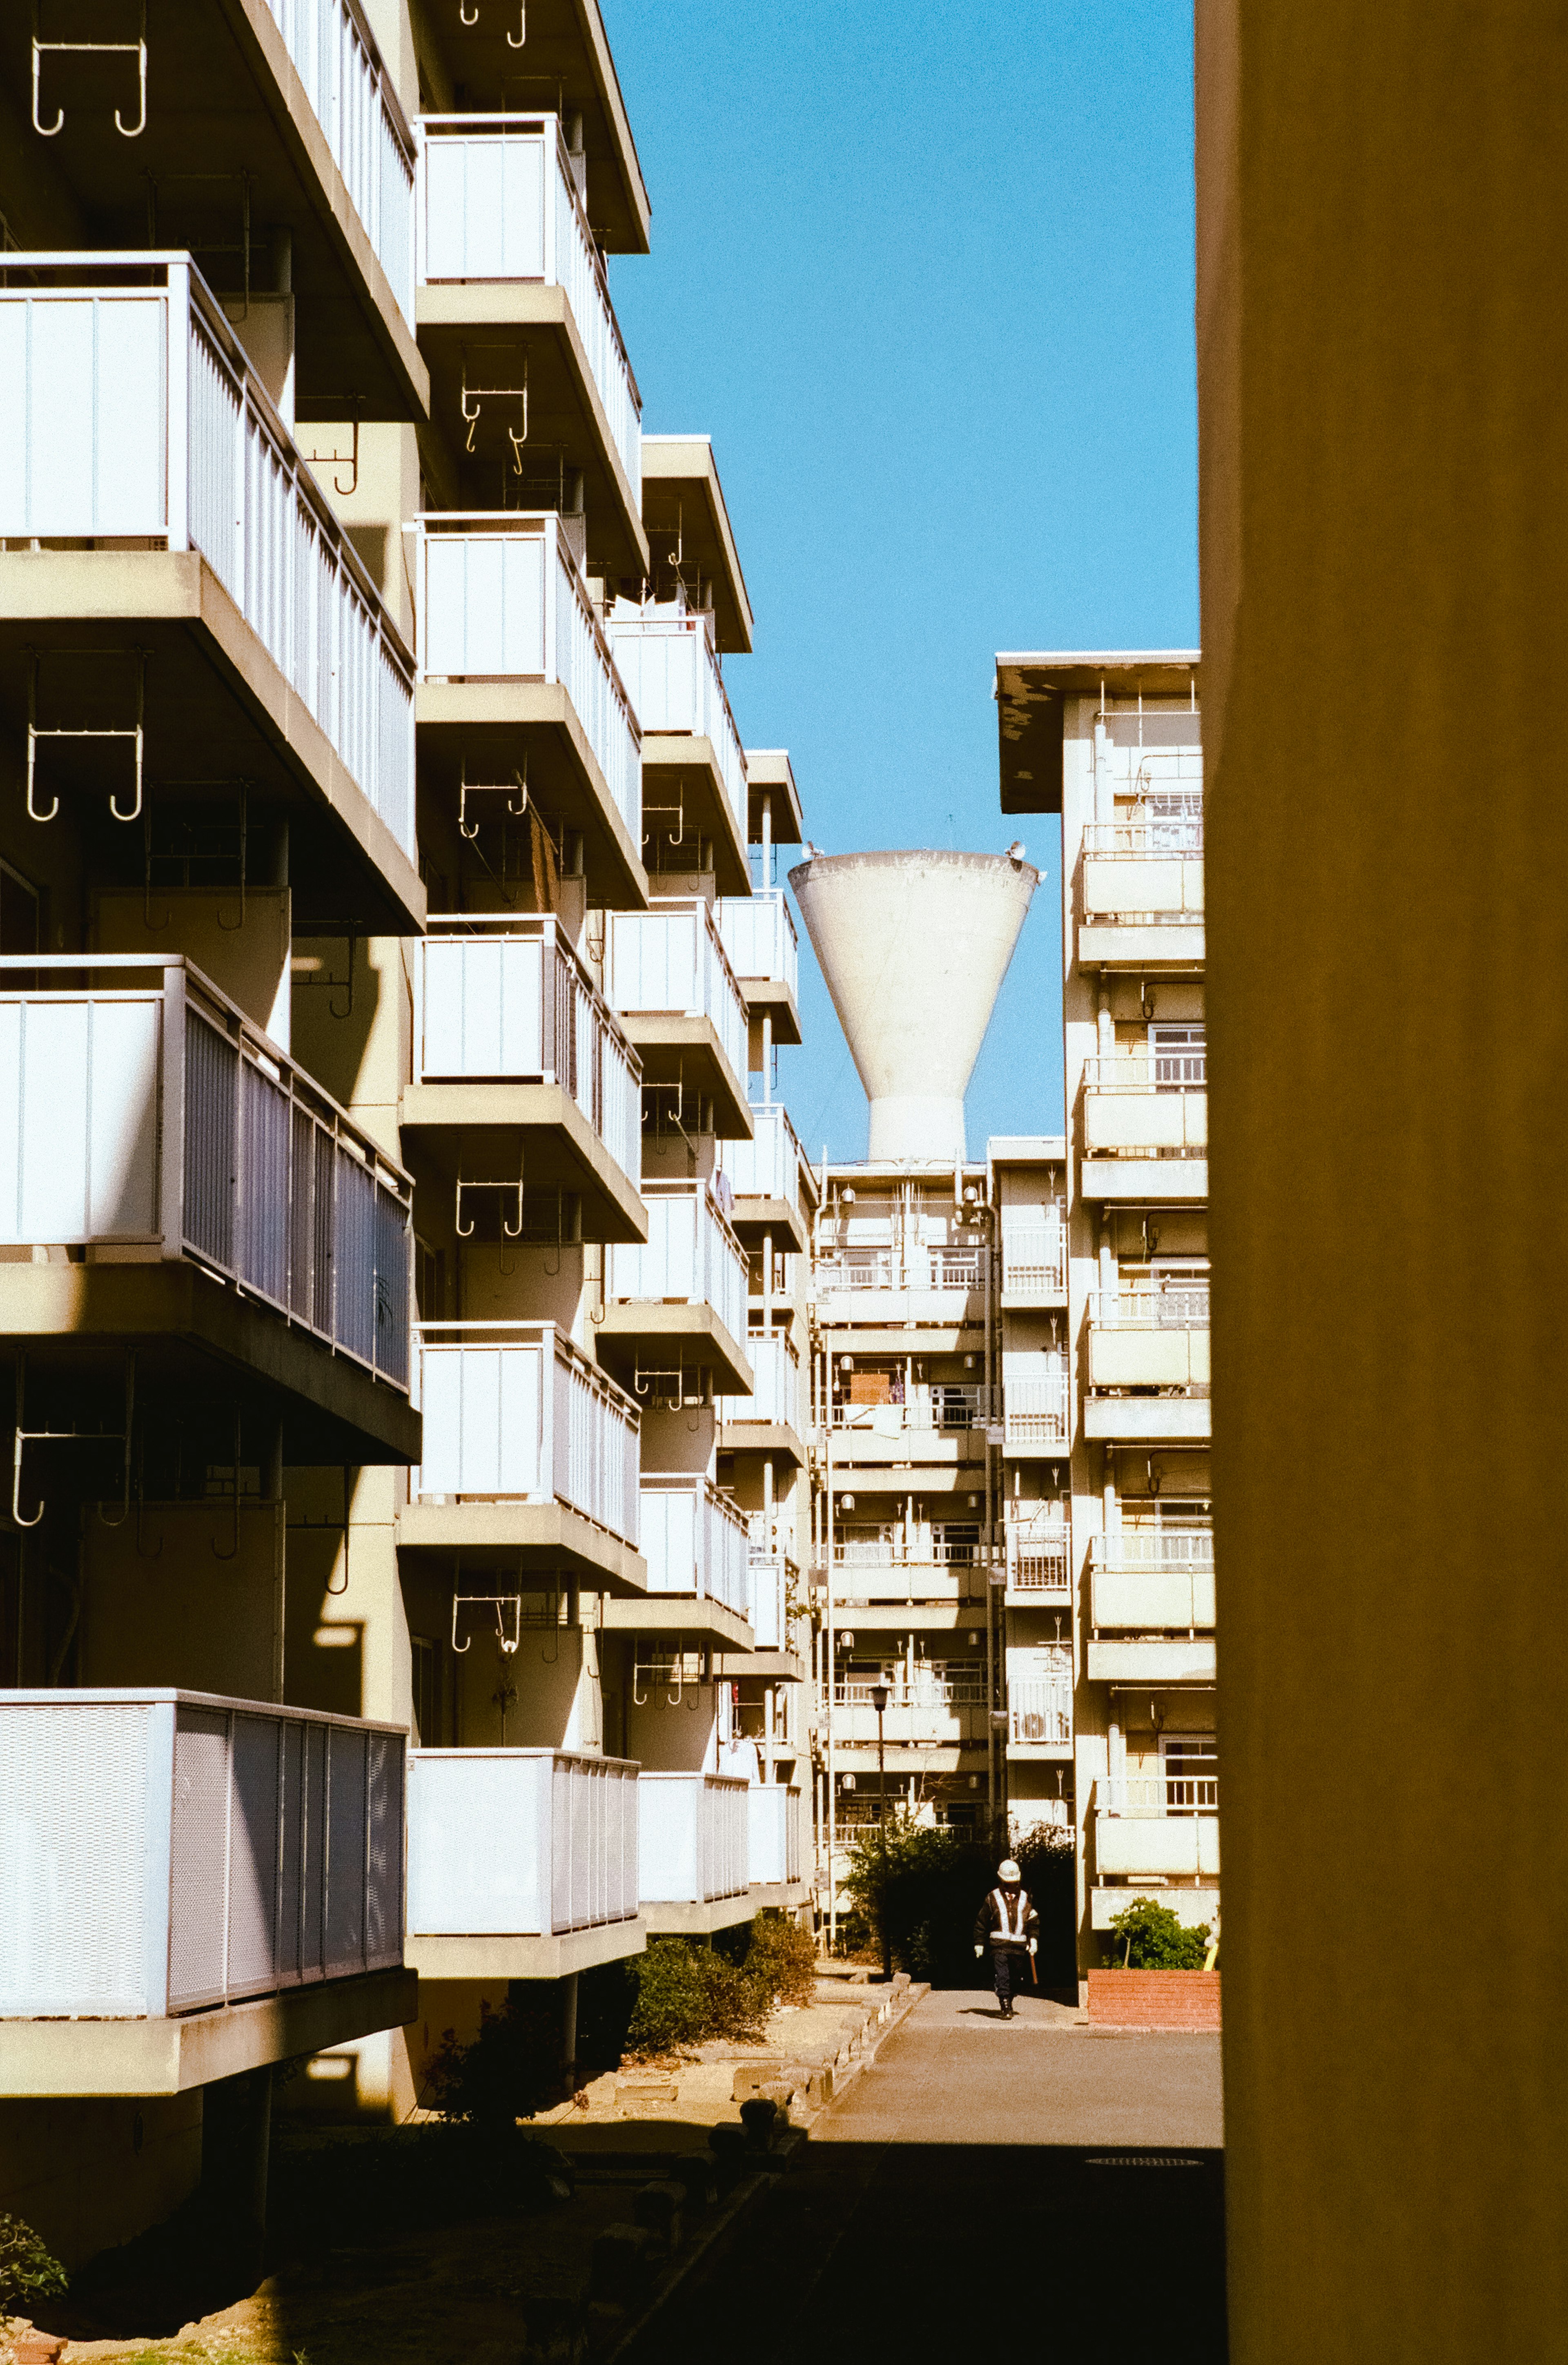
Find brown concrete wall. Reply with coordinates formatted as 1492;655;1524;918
1195;5;1568;2358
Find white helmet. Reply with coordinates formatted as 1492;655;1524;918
998;1859;1022;1884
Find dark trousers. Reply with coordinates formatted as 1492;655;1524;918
992;1944;1027;2004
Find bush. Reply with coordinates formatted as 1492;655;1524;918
0;2213;68;2320
1104;1897;1211;1969
843;1819;999;1986
425;1989;565;2125
742;1912;818;2009
625;1915;815;2054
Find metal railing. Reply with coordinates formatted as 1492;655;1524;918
748;1783;804;1886
263;0;415;323
606;601;746;841
639;1474;750;1616
1083;1049;1208;1092
1005;1514;1071;1594
1089;1282;1211;1329
1000;1226;1067;1299
637;1770;749;1904
813;1245;982;1293
406;512;641;843
0;257;416;861
715;890;799;999
1082;813;1205;857
719;1331;800;1430
717;1103;804;1210
831;1526;979;1568
0;956;412;1390
414;917;641;1185
1091;1522;1213;1570
413;115;640;491
604;899;748;1086
831;1385;990;1434
1008;1677;1072;1747
607;1180;749;1346
1105;1774;1220;1816
834;1678;989;1710
0;1689;405;2016
406;1748;638;1936
1001;1376;1069;1448
413;1321;640;1544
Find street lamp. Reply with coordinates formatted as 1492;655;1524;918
870;1678;891;1979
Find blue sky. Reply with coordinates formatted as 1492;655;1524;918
605;0;1198;1161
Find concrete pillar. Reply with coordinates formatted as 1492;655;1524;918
560;1973;579;2088
200;2067;272;2281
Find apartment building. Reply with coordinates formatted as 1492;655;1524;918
0;0;811;2262
995;654;1215;1979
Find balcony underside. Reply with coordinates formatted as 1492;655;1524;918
742;976;802;1047
641;439;753;653
749;1880;812;1914
595;1302;753;1396
1002;1433;1069;1460
829;1434;987;1472
399;1085;646;1244
1090;1885;1218;1932
641;1892;755;1937
414;688;647;911
615;1015;752;1142
727;1194;808;1254
0;1264;419;1465
599;1594;753;1650
416;291;647;577
1000;1288;1068;1313
396;1499;647;1593
642;739;748;895
718;1419;806;1466
743;750;804;845
1079;1157;1209;1204
1005;1586;1074;1611
1077;923;1205;971
813;1302;985;1340
717;1649;806;1679
0;3;426;421
827;1599;983;1628
1006;1739;1073;1764
1087;1640;1217;1682
0;557;423;935
0;1966;417;2098
829;1743;979;1776
405;1920;646;1982
1085;1397;1212;1444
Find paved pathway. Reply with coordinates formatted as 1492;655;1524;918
628;1983;1227;2364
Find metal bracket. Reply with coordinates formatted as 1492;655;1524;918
455;1160;525;1241
458;754;528;841
460;349;528;469
632;1361;708;1411
452;1593;523;1656
11;1350;135;1530
287;1466;352;1594
641;784;685;850
33;0;147;138
27;647;147;824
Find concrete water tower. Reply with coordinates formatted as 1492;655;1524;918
788;848;1039;1162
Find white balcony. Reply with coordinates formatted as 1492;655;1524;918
0;257;416;875
719;1331;801;1433
1096;1799;1221;1881
0;956;414;1430
1082;1056;1208;1159
415;114;640;492
829;1679;988;1746
412;917;642;1193
405;1749;639;1976
1008;1676;1072;1749
1000;1225;1067;1302
604;899;749;1100
716;1104;804;1219
638;1771;750;1906
640;1476;751;1619
746;1552;788;1650
607;1182;749;1347
407;512;641;845
813;1243;984;1301
832;1385;990;1439
716;891;800;1002
0;1690;408;2092
1088;1287;1211;1392
412;1321;640;1547
263;0;415;325
748;1783;804;1888
607;599;747;844
1002;1374;1070;1452
1081;819;1205;924
1004;1513;1072;1598
1090;1527;1215;1629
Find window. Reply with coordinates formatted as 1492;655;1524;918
1161;1734;1217;1814
1152;1024;1206;1087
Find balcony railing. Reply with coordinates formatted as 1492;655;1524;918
263;0;415;322
1091;1282;1211;1328
748;1784;803;1886
604;900;748;1086
1091;1564;1216;1632
0;1690;404;2017
406;512;641;843
638;1770;749;1905
405;1749;638;1937
606;601;746;841
1000;1226;1066;1300
719;1331;800;1430
0;257;416;860
832;1527;980;1569
1004;1514;1071;1594
831;1385;990;1434
606;1182;748;1346
746;1551;786;1649
1001;1376;1069;1449
1104;1775;1221;1816
1091;1523;1214;1570
813;1245;983;1294
715;891;799;1000
1082;1054;1207;1160
717;1104;804;1212
1095;1800;1221;1881
1088;1289;1211;1394
415;115;641;490
414;917;641;1185
640;1474;750;1616
1082;815;1205;857
0;956;412;1390
413;1321;640;1545
1009;1677;1072;1747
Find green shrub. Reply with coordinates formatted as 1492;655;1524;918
1104;1897;1211;1969
0;2212;68;2320
625;1915;814;2054
424;1989;564;2125
742;1912;818;2009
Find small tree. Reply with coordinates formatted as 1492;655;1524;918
0;2214;68;2323
1105;1896;1211;1970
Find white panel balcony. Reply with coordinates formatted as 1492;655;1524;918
715;890;801;1044
748;1783;804;1891
832;1385;991;1439
639;1475;751;1622
746;1552;787;1651
830;1679;988;1747
638;1771;752;1922
0;258;419;925
415;116;641;499
601;1182;752;1393
1090;1527;1215;1629
1095;1799;1221;1881
262;0;416;328
812;1240;985;1327
1001;1370;1070;1453
1082;1056;1208;1160
604;898;751;1136
607;598;748;875
0;1689;411;2095
405;1748;641;1979
406;1321;643;1587
1000;1224;1067;1304
407;511;642;855
718;1331;802;1446
0;955;416;1464
1088;1287;1211;1392
1004;1511;1072;1600
715;1104;806;1251
407;917;644;1238
1080;815;1205;969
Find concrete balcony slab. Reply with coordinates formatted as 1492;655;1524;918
1085;1397;1212;1444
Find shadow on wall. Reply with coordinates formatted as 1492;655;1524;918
291;935;383;1110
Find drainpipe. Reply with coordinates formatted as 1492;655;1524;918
761;788;772;889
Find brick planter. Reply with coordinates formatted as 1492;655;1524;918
1088;1969;1221;2029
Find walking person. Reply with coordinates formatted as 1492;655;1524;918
973;1857;1038;2018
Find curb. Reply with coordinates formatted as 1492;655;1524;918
797;1978;928;2123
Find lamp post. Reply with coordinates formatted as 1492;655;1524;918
870;1678;891;1979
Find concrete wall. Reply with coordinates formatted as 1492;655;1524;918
1196;5;1568;2356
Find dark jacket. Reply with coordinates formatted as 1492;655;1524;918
973;1886;1040;1951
